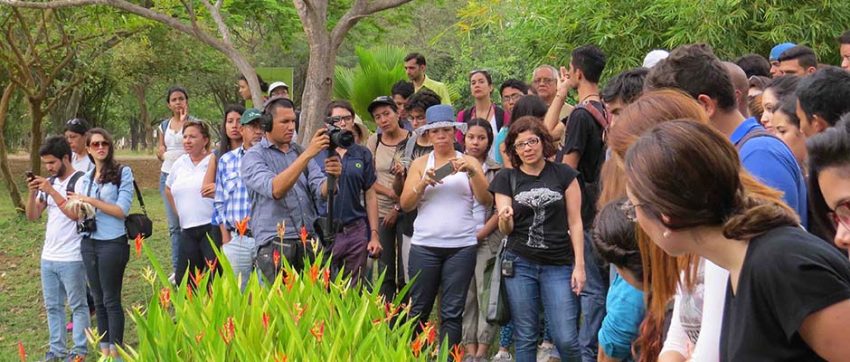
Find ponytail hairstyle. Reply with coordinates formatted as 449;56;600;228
86;128;123;185
625;119;799;243
807;116;850;242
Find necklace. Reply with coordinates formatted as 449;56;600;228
580;93;600;104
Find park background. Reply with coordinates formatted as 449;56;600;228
1;0;849;359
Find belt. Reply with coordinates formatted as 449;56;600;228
227;227;254;238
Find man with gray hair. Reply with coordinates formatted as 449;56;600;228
532;65;571;141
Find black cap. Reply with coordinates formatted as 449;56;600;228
64;118;90;135
367;96;398;115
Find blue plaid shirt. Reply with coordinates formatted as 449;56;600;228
214;146;252;230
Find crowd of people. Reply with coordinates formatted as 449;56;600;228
24;29;850;361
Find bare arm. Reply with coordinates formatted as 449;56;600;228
201;153;217;198
566;178;585;294
562;151;580;170
799;299;850;360
272;129;330;200
25;180;46;221
399;158;426;212
598;347;621;362
165;186;179;225
495;193;514;235
157;127;166;161
477;214;499;241
465;155;493;208
544;93;569;137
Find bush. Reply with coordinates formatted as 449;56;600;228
95;237;455;361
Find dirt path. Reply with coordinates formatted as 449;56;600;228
6;154;163;189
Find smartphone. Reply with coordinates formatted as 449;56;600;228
432;162;455;182
25;171;34;181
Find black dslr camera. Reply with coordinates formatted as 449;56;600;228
77;217;97;234
324;120;355;151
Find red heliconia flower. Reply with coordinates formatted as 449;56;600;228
205;258;218;272
72;355;84;362
195;332;204;343
299;224;308;247
262;312;270;330
283;270;294;291
219;317;236;345
293;303;306;325
17;341;25;362
272;248;281;269
190;269;204;286
449;344;464;362
134;234;144;258
159;287;171;309
322;268;330;287
421;321;437;345
310;320;325;343
275;352;288;362
309;264;319;283
411;338;423;358
186;283;193;301
235;216;251;237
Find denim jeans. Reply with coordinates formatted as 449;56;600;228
81;236;129;349
409;244;477;349
41;259;90;357
160;172;182;273
222;232;256;291
177;224;221;287
503;250;580;362
579;232;608;362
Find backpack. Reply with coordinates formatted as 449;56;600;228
48;171;85;195
574;100;611;140
457;105;509;144
734;128;782;151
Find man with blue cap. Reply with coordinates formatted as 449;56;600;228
769;42;796;77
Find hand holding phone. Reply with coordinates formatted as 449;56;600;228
25;171;34;181
431;162;455;182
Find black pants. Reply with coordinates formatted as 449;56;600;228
177;224;221;287
81;236;129;348
378;216;404;301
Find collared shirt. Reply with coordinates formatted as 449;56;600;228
241;137;326;243
416;75;453;106
214;146;252;230
327;144;377;226
78;166;135;240
731;117;808;228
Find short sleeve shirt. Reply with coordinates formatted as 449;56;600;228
562;101;606;227
720;226;850;361
489;161;578;265
330;144;377;225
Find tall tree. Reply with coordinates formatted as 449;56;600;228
0;83;22;211
0;0;414;143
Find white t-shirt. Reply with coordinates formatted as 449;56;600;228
161;122;186;173
166;153;213;228
72;153;93;173
41;173;84;262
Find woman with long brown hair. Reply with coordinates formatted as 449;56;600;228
625;119;850;360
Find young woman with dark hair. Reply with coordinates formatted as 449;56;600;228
69;128;135;358
760;75;799;131
203;104;247;248
490;116;585;362
625;119;850;360
592;198;649;362
807;117;850;250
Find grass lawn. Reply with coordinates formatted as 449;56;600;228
0;180;173;361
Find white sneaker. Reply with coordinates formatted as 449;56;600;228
491;351;512;362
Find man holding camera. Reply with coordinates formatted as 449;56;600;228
25;136;90;361
324;100;382;283
241;97;341;282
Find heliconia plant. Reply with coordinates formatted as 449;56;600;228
105;239;453;361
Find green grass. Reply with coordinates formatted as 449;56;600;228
0;180;172;361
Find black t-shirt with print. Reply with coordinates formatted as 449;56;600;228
720;226;850;361
561;100;606;228
489;161;578;265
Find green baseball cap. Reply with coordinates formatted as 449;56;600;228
240;108;262;125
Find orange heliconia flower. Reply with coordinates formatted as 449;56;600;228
262;312;270;330
17;341;25;362
190;269;204;286
72;355;84;362
421;321;436;345
134;234;144;258
235;216;251;237
449;344;464;362
186;284;193;301
299;225;308;247
159;288;171;309
283;270;294;291
322;268;330;287
273;248;281;269
205;258;218;272
220;317;236;345
310;320;325;343
309;264;319;283
275;352;288;362
411;338;423;358
293;303;306;325
195;332;204;343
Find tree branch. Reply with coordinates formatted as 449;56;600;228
45;74;87;111
199;0;231;44
330;0;412;48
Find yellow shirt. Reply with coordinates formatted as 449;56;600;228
415;75;452;106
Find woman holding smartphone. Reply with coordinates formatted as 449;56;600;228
69;128;135;358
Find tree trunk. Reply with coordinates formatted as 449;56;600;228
27;99;44;175
132;84;151;149
299;40;337;145
0;83;24;212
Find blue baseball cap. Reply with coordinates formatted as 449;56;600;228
770;42;796;61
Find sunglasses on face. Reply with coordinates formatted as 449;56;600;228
90;141;110;149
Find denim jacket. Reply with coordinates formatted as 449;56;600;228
78;167;134;240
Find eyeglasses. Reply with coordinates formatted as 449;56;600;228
532;78;555;86
90;141;110;149
328;115;354;124
501;94;524;103
513;137;540;150
829;200;850;230
620;200;643;222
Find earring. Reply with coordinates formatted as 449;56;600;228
663;229;671;238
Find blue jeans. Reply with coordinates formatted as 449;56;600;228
160;172;182;272
222;233;256;291
409;244;477;348
41;259;90;357
81;237;129;349
579;233;608;362
503;250;580;362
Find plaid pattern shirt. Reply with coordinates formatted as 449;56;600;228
214;147;251;230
